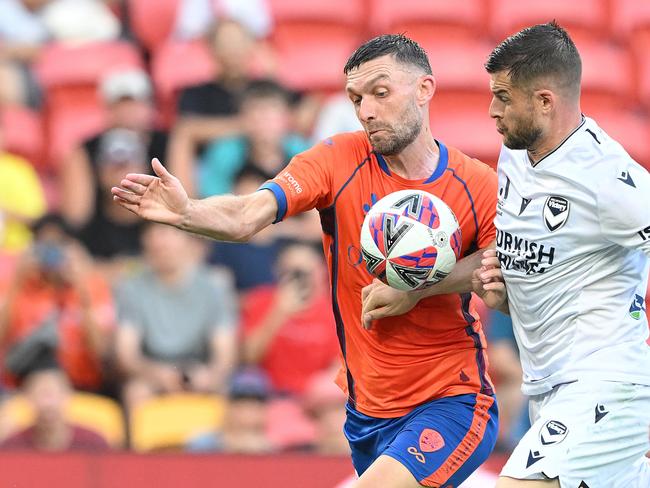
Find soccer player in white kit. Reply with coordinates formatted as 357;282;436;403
474;22;650;488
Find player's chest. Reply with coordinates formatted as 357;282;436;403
495;166;602;273
333;171;476;249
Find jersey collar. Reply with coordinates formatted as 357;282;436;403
374;140;449;184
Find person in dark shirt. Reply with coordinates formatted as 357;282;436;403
0;368;110;451
168;18;266;196
60;70;167;270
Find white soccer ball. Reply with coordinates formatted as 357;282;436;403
360;190;462;291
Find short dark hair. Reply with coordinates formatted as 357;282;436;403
343;34;432;75
485;21;581;95
240;78;290;107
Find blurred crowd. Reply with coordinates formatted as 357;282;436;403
3;0;641;458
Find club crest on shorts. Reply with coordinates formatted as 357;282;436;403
419;428;445;452
539;420;568;445
543;196;570;232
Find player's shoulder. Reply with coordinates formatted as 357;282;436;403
309;131;371;158
566;117;648;187
445;143;497;183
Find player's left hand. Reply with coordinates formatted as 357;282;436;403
361;279;422;330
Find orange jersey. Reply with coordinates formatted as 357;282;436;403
262;131;497;417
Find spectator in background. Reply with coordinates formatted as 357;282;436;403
0;0;50;107
187;368;274;454
198;79;311;197
168;19;275;196
209;166;284;291
0;125;46;254
60;69;167;232
0;367;110;451
0;215;115;393
241;241;339;396
311;94;363;144
303;371;350;456
483;307;527;452
72;128;149;263
173;0;272;41
114;223;237;413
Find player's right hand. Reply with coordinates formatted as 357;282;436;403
472;249;508;312
111;158;189;227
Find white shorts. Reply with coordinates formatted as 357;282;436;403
501;380;650;488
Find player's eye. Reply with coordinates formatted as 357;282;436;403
376;90;388;98
352;97;362;106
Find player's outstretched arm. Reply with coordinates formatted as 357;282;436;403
111;158;277;242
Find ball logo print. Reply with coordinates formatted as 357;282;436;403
360;190;461;291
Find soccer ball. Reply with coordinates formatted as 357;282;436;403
360;190;462;291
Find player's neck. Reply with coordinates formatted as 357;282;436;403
527;110;583;165
384;131;439;180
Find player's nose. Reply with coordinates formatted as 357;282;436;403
488;96;502;119
358;98;376;123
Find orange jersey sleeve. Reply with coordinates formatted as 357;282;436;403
260;133;369;222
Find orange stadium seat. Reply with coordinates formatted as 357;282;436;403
489;0;609;41
609;0;650;39
34;41;143;165
0;106;44;165
268;0;365;92
130;394;226;452
128;0;181;52
368;0;487;41
587;108;650;170
0;393;125;448
150;40;218;127
266;398;317;450
577;38;634;110
430;92;501;168
419;37;494;93
631;29;650;109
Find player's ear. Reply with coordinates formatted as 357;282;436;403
417;74;436;106
536;89;555;115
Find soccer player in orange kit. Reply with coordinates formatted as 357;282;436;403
112;34;498;488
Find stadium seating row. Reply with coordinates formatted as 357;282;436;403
3;0;650;170
0;392;316;452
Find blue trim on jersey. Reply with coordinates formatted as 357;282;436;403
374;140;449;182
258;182;287;224
423;140;449;183
445;168;479;238
321;156;371;406
375;152;391;175
461;293;494;396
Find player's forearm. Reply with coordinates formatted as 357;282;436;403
180;194;267;242
417;247;486;298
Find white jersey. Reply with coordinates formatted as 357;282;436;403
495;116;650;396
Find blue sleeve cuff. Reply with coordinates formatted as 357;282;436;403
258;182;288;224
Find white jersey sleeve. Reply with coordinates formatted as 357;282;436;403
598;162;650;256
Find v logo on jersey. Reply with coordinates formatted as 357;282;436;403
543;196;570;232
526;450;544;468
383;214;413;255
617;170;636;188
519;198;532;215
